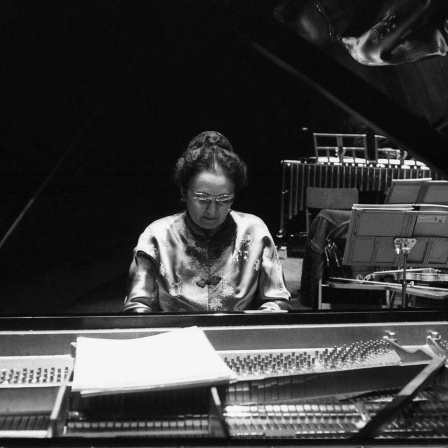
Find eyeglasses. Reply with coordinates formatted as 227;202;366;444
188;187;234;206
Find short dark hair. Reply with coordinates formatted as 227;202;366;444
174;131;248;192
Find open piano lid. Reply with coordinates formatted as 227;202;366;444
1;1;447;317
227;1;448;178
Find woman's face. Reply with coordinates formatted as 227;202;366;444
186;170;235;230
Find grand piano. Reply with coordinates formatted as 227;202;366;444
1;1;448;445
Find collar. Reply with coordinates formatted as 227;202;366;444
184;210;235;242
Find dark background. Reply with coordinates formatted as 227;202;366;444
1;1;447;315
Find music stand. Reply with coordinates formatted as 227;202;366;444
385;178;448;205
342;205;448;308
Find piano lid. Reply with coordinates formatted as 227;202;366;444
226;0;448;177
1;1;447;317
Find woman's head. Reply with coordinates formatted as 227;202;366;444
174;131;248;192
174;131;248;230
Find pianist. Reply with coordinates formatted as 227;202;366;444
123;131;290;313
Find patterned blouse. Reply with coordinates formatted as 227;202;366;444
123;210;290;313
